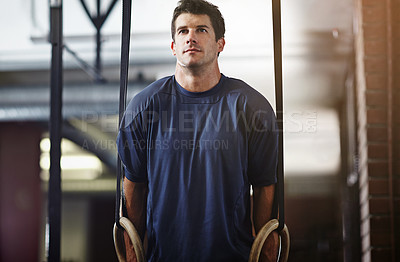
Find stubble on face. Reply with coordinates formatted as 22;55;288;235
172;13;222;71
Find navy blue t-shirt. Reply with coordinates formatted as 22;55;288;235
117;74;278;262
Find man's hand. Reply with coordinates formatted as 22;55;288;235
123;178;148;262
124;231;138;262
259;231;279;262
253;185;279;262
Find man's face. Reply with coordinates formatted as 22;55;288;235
171;13;225;69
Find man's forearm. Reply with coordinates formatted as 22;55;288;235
253;184;279;262
123;177;148;262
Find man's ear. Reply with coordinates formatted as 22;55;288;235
171;41;176;56
217;37;225;53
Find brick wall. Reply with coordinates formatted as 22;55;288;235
0;123;43;261
354;0;399;261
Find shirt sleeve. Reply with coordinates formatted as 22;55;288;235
116;111;148;183
247;108;278;186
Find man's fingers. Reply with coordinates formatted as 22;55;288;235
260;231;279;262
123;230;137;262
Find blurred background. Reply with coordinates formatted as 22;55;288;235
1;0;399;261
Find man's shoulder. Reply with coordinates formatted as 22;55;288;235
135;75;174;100
223;75;249;89
224;76;264;98
121;76;174;126
223;75;274;113
127;76;173;107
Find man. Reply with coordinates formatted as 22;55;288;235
117;0;279;261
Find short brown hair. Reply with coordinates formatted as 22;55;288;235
171;0;225;42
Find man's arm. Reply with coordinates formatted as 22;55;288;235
253;184;279;262
123;177;148;262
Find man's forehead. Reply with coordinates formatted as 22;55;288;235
175;13;212;28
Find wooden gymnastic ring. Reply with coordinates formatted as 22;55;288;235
249;219;290;262
113;217;145;262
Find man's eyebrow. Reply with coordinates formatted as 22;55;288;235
176;26;187;31
176;25;210;31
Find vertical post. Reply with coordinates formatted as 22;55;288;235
48;0;63;261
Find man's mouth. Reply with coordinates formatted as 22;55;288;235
184;48;201;53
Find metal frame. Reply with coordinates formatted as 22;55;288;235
47;1;119;260
78;0;119;82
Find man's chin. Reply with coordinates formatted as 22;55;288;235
178;59;201;69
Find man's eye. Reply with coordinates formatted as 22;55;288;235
199;28;207;33
178;29;188;34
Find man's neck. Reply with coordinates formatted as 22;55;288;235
175;63;221;93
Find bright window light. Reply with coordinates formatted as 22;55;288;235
40;137;103;180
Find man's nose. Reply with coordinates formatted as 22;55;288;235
186;31;197;44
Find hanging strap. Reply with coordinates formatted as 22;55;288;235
115;0;132;229
271;0;285;232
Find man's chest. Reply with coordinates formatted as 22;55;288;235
146;100;249;152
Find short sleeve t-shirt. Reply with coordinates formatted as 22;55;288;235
117;74;278;262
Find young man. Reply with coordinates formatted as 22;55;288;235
117;0;279;261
